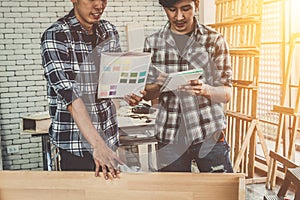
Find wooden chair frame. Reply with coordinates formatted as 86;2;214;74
269;33;300;189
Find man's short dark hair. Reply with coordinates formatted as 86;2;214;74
159;0;199;8
159;0;181;8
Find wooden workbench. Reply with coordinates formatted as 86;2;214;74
0;171;245;200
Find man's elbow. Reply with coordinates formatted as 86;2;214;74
224;94;231;103
223;87;232;103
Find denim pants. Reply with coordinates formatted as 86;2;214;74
157;138;233;173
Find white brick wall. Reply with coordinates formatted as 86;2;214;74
0;0;168;170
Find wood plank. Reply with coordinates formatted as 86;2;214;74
272;105;296;115
269;151;299;168
0;171;245;200
226;111;253;121
233;120;256;172
245;177;267;184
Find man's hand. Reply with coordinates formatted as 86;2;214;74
124;90;146;106
67;98;124;180
178;79;232;103
178;79;209;96
155;72;168;86
143;72;168;101
93;143;124;180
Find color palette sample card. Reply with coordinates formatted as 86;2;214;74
98;52;151;98
160;69;203;92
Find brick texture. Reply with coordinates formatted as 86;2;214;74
0;0;168;170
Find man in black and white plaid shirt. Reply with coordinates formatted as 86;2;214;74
143;0;234;172
41;0;142;179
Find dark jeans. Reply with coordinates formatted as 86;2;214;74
59;148;95;171
157;140;233;173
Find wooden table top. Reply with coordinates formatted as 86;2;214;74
0;170;245;200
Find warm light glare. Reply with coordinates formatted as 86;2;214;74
291;0;300;14
290;0;300;31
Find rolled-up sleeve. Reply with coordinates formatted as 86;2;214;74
212;35;232;87
41;30;81;106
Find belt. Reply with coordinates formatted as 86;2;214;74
215;132;225;143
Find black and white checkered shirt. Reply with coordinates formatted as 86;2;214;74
144;19;232;144
41;9;121;156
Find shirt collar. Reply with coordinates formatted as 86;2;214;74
65;9;106;44
66;9;84;32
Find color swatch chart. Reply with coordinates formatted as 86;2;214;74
98;52;151;98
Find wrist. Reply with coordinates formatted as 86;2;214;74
201;83;211;97
90;134;106;149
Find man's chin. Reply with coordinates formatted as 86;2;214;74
173;28;188;34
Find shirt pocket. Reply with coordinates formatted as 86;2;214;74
187;50;214;85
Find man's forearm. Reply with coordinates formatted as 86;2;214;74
67;98;106;148
143;83;161;101
201;85;232;103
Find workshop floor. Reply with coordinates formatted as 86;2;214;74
246;183;294;200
